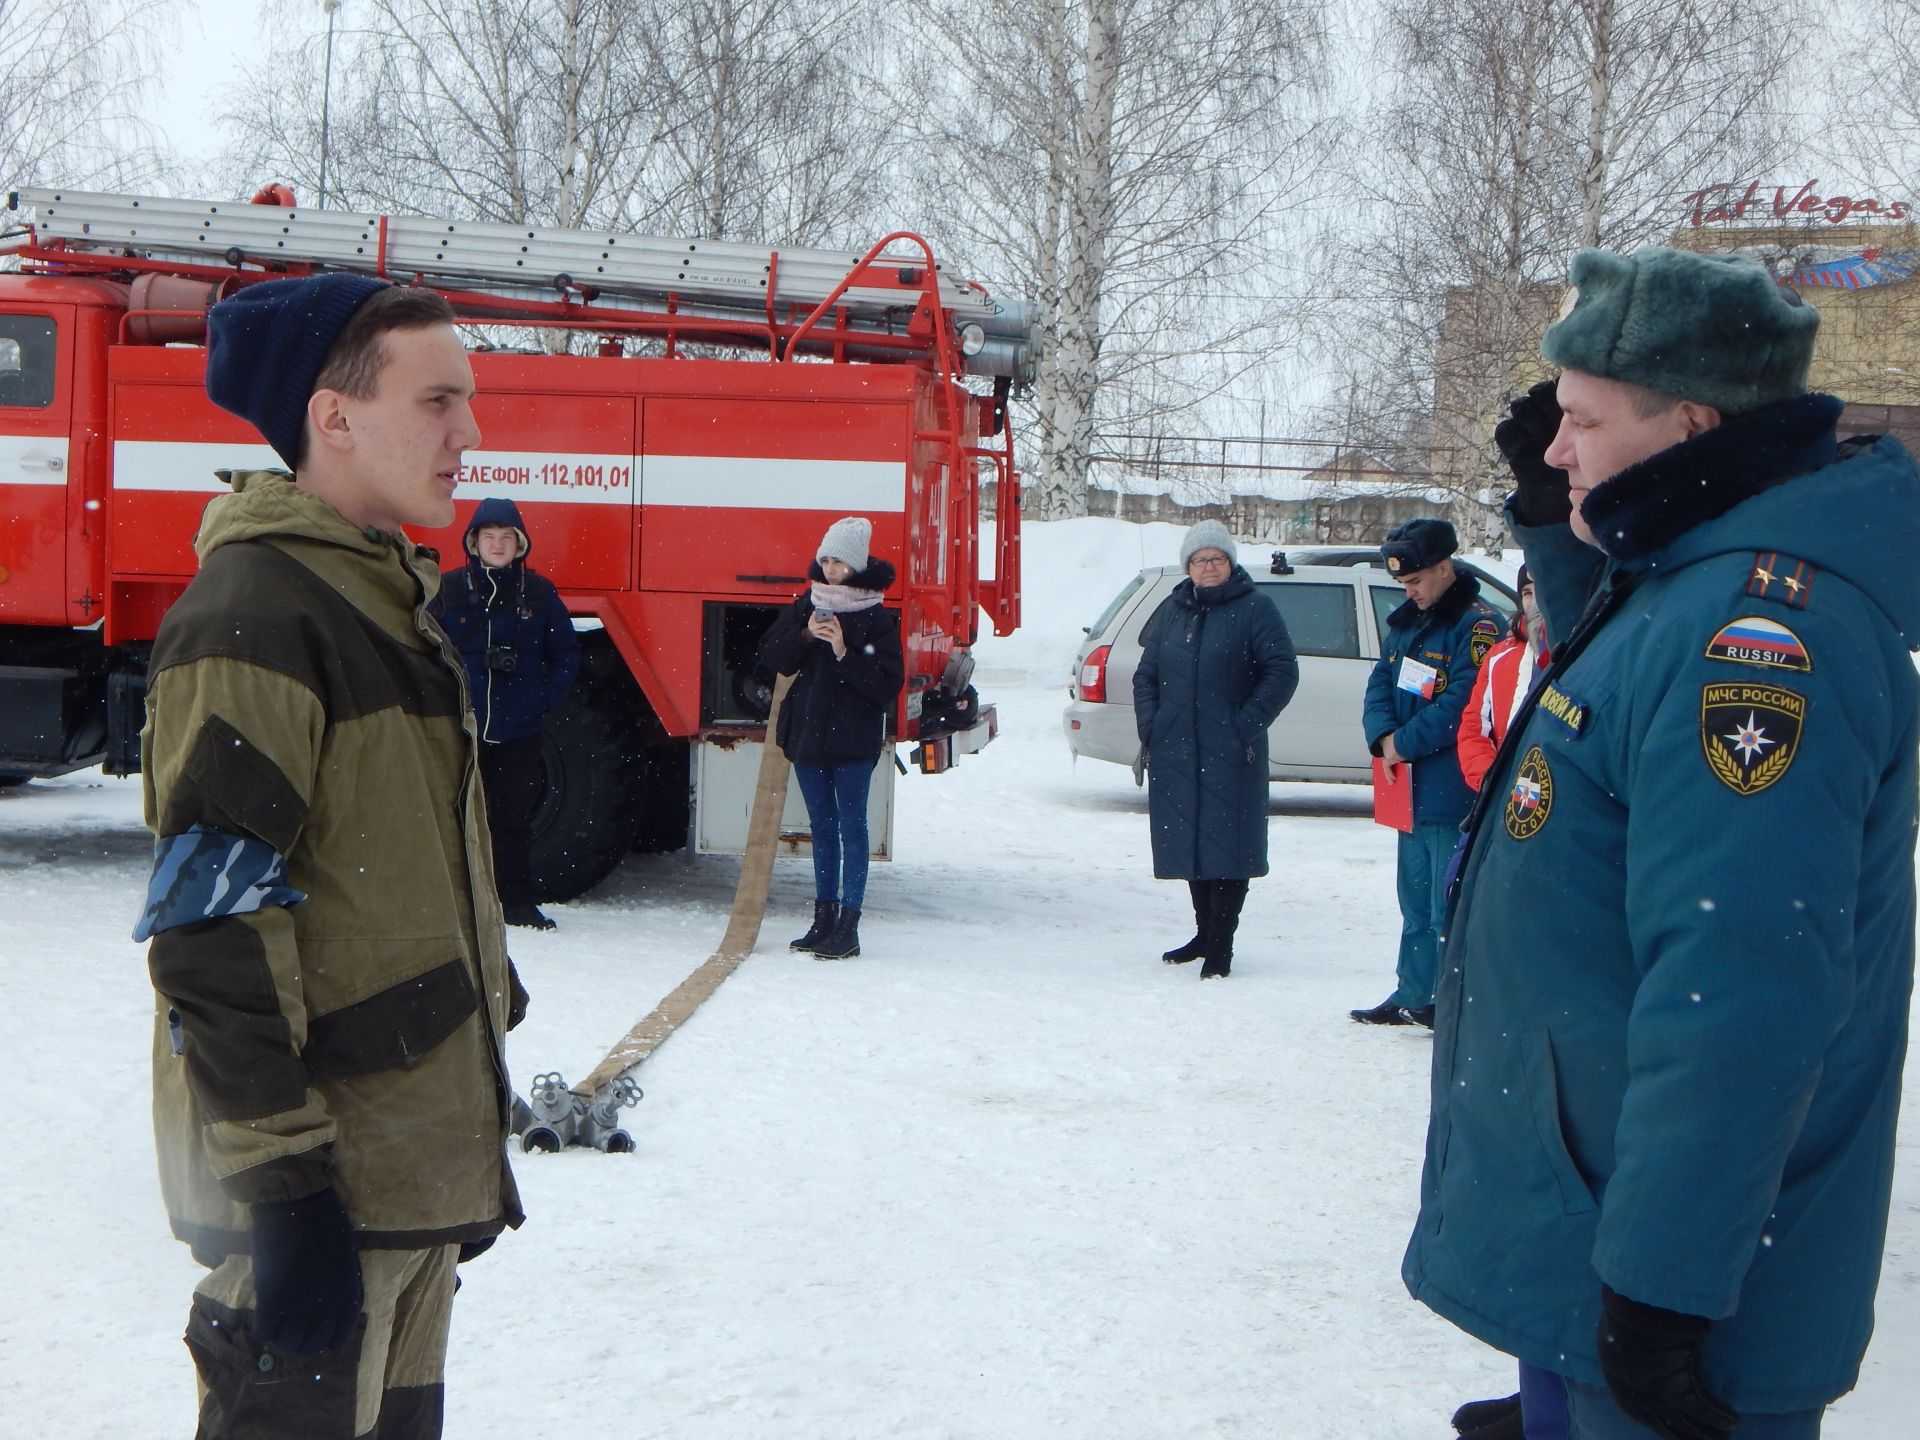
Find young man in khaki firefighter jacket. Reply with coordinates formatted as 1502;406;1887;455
135;275;527;1439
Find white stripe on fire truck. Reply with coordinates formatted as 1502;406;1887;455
640;455;905;511
112;441;282;492
0;434;72;486
110;442;636;502
108;442;907;511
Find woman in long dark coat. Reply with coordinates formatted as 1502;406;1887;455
1133;519;1300;978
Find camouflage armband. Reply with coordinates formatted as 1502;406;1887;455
132;825;307;941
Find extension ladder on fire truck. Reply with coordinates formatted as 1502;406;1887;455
5;185;1038;383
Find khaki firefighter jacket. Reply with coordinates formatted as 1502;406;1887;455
140;469;523;1261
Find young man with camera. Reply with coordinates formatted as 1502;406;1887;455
437;497;581;929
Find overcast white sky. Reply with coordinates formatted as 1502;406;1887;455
147;1;302;172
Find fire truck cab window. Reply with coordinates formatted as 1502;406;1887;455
0;316;57;408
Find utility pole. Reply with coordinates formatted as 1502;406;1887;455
318;0;342;209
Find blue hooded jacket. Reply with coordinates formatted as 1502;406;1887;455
1363;571;1505;825
1403;395;1920;1413
435;497;581;742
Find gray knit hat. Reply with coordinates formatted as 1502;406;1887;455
1541;247;1819;415
817;516;871;569
1179;519;1237;568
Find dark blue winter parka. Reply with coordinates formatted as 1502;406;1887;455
1133;567;1300;880
435;497;581;742
1363;572;1505;826
1403;395;1920;1413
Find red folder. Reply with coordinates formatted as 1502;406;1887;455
1372;757;1414;832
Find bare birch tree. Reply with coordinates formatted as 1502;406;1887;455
889;0;1330;518
0;1;165;195
225;0;887;245
1321;0;1791;532
1821;0;1920;199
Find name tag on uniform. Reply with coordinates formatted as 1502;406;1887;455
1398;656;1440;699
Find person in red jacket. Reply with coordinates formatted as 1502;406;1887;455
1456;566;1547;791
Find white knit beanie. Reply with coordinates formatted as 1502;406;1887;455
1179;518;1237;568
818;516;872;569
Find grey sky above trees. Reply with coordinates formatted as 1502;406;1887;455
3;0;1900;519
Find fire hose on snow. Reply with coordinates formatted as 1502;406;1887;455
510;674;796;1154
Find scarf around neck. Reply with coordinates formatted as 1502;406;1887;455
810;581;884;614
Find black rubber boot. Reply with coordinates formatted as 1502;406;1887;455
1164;881;1211;963
504;903;556;931
812;906;861;959
791;900;839;952
1199;880;1246;979
1452;1393;1523;1435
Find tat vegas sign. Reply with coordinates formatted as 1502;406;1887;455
1681;180;1913;227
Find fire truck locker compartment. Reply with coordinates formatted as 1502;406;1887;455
0;307;76;626
638;392;911;596
692;740;895;860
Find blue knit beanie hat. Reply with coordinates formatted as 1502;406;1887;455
1542;248;1818;415
205;275;390;468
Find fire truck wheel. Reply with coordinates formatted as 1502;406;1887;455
528;676;649;902
630;742;691;853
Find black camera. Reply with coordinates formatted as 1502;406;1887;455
485;645;518;673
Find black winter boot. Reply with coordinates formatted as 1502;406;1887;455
1199;880;1246;979
1451;1393;1523;1436
1164;881;1210;963
812;906;861;959
791;900;839;952
504;903;556;931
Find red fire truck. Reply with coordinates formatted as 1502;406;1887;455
0;185;1028;897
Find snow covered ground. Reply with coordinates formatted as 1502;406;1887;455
2;518;1914;1438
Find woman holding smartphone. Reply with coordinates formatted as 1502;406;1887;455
755;516;904;958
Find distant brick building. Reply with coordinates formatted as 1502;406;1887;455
1430;188;1920;491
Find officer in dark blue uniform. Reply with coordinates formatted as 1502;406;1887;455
1405;246;1920;1440
1355;518;1503;1028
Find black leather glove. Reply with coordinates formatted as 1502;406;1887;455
249;1189;364;1355
457;1236;497;1263
1596;1285;1737;1440
507;959;530;1031
1495;380;1571;525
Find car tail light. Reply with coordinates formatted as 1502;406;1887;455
1078;644;1111;703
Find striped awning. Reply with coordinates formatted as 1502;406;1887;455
1784;249;1916;289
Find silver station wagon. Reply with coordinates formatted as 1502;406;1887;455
1063;547;1519;782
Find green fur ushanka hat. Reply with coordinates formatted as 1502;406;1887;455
1541;247;1820;415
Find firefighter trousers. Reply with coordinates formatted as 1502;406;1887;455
185;1244;458;1439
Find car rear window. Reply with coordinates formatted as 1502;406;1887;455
1263;581;1360;659
1087;572;1147;640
